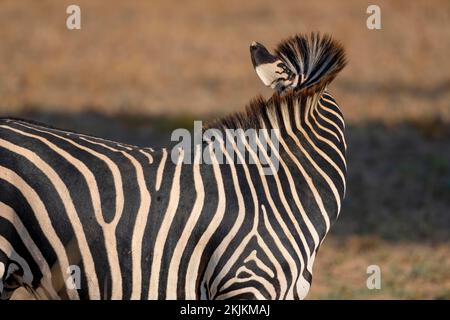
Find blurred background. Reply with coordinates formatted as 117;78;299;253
1;0;449;299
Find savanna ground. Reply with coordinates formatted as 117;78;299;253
1;0;449;299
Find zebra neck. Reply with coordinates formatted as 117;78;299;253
261;90;324;140
263;88;346;204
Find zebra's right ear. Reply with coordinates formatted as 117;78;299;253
250;41;297;93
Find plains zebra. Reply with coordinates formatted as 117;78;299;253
0;33;346;300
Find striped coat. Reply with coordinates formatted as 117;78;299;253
0;33;347;300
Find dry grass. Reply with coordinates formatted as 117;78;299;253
309;236;450;299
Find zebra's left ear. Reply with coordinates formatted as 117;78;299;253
250;41;298;93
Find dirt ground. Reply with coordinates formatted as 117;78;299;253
1;0;449;299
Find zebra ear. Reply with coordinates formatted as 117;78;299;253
250;41;298;93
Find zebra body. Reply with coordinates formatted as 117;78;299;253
0;33;347;300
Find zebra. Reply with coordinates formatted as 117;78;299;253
0;32;347;300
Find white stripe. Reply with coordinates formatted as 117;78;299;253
126;155;151;300
185;144;225;299
139;149;153;165
167;146;204;299
155;149;167;191
116;143;133;151
148;149;184;299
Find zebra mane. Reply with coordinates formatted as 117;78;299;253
275;32;347;92
205;92;297;131
205;33;346;130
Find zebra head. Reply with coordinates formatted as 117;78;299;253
250;33;347;94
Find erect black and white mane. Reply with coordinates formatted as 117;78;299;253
206;32;347;131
